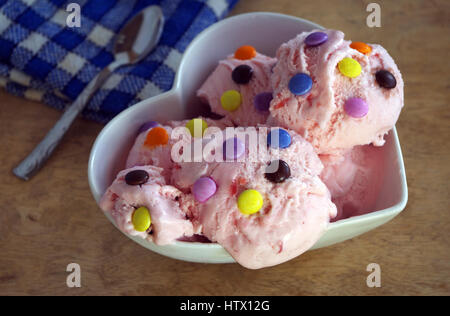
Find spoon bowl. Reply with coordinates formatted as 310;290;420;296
114;6;164;64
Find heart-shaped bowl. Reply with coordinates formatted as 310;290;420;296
88;12;408;264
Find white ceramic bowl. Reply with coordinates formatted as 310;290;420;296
88;12;408;264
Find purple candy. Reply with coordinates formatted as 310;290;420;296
254;92;273;112
344;98;369;118
223;137;245;160
305;32;328;47
138;121;158;134
193;177;217;203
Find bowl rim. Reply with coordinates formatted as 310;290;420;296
88;12;408;253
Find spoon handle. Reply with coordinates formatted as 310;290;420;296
13;67;112;180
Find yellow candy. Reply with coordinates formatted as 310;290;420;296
220;90;241;112
338;57;362;78
132;207;151;232
237;189;263;215
186;118;208;137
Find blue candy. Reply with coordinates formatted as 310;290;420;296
267;129;291;149
288;73;312;96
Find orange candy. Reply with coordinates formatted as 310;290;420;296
234;45;256;60
350;42;372;55
144;126;168;148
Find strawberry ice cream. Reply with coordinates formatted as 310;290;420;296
98;28;405;269
197;49;276;126
99;165;194;245
320;145;385;221
172;127;336;269
101;123;336;269
269;29;404;157
126;117;232;181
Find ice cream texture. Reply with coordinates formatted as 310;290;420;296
320;145;385;221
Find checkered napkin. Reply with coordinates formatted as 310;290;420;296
0;0;238;123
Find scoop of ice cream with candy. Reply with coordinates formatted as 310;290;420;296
269;29;404;156
197;45;277;126
126;117;233;181
99;165;194;245
162;126;336;269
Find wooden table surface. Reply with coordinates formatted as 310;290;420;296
0;0;449;296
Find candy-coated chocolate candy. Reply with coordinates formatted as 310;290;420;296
253;92;273;112
232;65;253;84
264;160;291;183
223;137;245;160
234;45;256;60
221;90;241;112
350;42;372;55
144;126;169;148
193;177;217;203
288;73;312;95
132;207;151;232
125;169;149;185
237;189;263;215
344;97;369;118
137;121;158;134
186;118;208;137
338;58;362;78
375;70;397;89
267;128;291;149
305;32;328;47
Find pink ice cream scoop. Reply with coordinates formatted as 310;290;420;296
171;127;336;269
320;144;385;221
125;117;233;182
99;165;194;245
269;29;404;157
197;47;277;126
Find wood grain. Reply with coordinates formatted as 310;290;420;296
0;0;449;295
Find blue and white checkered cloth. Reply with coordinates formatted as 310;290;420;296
0;0;238;123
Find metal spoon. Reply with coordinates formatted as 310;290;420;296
13;5;164;180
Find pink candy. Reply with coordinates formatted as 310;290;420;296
193;177;217;203
344;97;369;118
